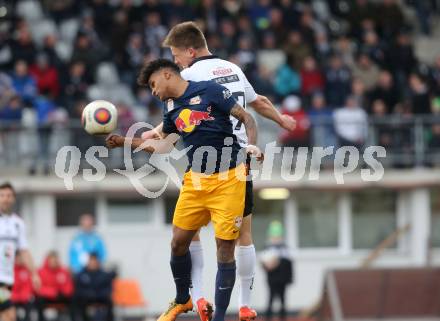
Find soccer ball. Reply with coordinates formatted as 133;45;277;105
81;100;118;135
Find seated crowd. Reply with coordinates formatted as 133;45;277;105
12;251;115;321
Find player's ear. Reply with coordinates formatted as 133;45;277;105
164;70;171;80
188;47;196;58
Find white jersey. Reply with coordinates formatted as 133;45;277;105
181;56;258;147
0;214;28;285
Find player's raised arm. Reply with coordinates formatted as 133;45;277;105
249;94;296;131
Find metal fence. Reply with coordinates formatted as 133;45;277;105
1;115;440;175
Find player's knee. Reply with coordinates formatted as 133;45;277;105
216;239;236;263
171;237;189;256
238;231;253;246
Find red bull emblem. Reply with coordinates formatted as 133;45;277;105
175;107;215;133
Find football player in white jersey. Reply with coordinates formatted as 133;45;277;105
142;22;296;321
0;183;40;321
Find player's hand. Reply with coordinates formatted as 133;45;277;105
106;134;125;149
141;130;161;140
32;272;41;290
280;114;296;131
246;144;264;163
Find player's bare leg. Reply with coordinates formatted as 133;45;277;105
190;232;213;321
0;306;16;321
212;238;237;321
237;214;257;321
157;226;197;321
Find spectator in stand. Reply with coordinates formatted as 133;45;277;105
90;0;114;42
0;96;23;125
362;31;386;67
283;31;312;71
235;36;256;72
35;251;74;321
351;78;368;111
314;31;332;64
377;0;405;39
29;54;59;99
69;214;107;274
257;32;286;76
74;254;115;321
118;33;146;85
260;221;293;321
194;0;220;34
298;8;318;49
71;33;101;75
0;29;13;70
279;95;310;147
236;15;256;46
41;34;63;69
12;253;33;321
79;12;104;50
61;61;90;110
10;60;37;106
300;56;325;101
110;10;131;63
347;0;376;39
351;53;381;92
369;71;400;113
219;18;238;55
308;92;335;149
371;99;393;150
267;7;286;46
325;55;352;108
333;36;356;67
250;65;277;101
29;95;56;175
334;95;368;150
10;24;36;65
0;73;16;110
409;73;431;115
144;12;168;57
274;56;301;99
248;0;271;31
387;32;417;87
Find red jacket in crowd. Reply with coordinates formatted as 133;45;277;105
36;257;74;299
279;96;310;146
300;69;325;97
11;263;33;304
29;64;60;98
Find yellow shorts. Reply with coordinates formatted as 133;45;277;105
173;163;246;240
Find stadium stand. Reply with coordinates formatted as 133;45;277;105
1;0;440;173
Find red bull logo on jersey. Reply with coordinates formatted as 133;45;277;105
175;107;215;133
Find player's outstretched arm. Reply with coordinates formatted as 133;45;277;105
106;133;179;154
249;95;296;131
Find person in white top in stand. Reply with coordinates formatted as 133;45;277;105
142;22;296;321
0;182;40;321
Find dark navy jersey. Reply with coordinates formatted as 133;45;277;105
162;80;244;173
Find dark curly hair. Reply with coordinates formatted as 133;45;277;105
137;59;180;87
